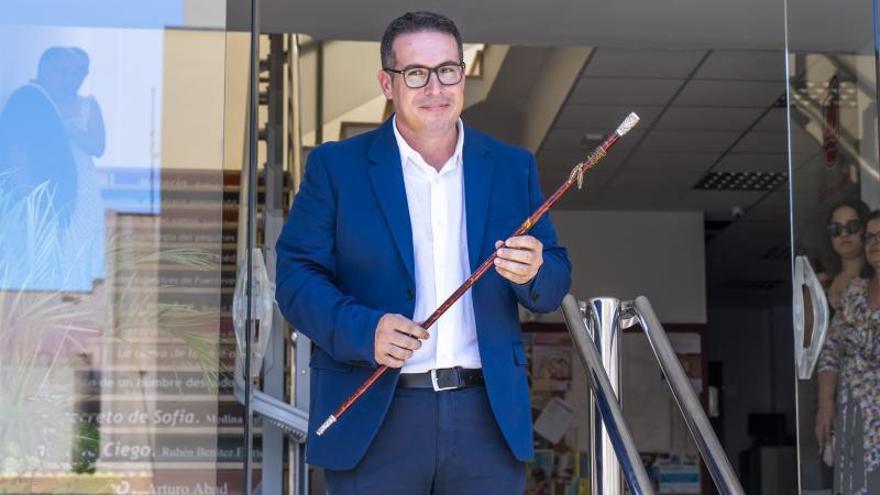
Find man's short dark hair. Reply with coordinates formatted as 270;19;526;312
380;11;463;69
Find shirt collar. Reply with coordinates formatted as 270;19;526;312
392;115;464;175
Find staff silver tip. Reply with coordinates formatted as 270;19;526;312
316;415;337;436
615;112;640;137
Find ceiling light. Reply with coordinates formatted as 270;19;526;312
694;171;788;191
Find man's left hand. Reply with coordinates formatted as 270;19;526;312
493;235;543;285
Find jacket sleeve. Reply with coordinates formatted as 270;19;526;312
508;153;572;313
274;147;381;366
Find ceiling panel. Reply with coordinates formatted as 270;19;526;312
608;171;705;190
582;48;707;78
653;107;765;130
555;104;664;130
624;151;721;172
542;128;645;151
673;80;784;107
540;169;617;192
638;130;740;152
538;149;628;171
526;45;796;296
714;152;788;172
542;129;592;150
732;131;788;153
753;107;787;131
568;77;683;105
682;190;767;208
694;50;786;81
535;45;793;298
253;0;876;55
542;177;612;209
760;188;790;209
554;194;611;210
589;189;697;210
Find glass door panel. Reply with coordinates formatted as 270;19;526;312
0;2;255;493
785;1;880;493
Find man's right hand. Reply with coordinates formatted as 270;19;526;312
374;313;429;368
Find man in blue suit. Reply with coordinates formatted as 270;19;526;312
275;11;571;494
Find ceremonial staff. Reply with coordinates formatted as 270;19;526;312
317;112;640;436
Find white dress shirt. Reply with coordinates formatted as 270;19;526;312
393;117;482;373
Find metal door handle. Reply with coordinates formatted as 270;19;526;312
792;255;829;379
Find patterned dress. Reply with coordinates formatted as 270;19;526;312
818;277;880;495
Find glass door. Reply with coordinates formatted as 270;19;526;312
785;1;880;493
0;1;260;493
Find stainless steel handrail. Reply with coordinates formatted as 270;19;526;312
583;297;624;495
561;295;655;495
632;296;745;495
233;372;309;442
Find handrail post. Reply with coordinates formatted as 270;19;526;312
562;296;654;495
585;297;623;495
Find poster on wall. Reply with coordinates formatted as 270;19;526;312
531;333;573;392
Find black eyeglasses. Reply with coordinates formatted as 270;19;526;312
865;231;880;245
383;62;466;89
827;219;862;238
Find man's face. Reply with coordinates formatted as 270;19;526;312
378;30;464;137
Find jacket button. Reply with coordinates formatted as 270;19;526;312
405;288;415;300
531;291;539;302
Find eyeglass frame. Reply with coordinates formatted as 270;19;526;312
865;230;880;245
383;62;467;89
827;219;863;238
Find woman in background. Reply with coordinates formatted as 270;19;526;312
819;200;870;309
817;207;880;494
817;200;868;452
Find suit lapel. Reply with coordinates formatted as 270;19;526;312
367;119;415;283
463;126;494;272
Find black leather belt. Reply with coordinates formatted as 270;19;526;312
398;367;484;391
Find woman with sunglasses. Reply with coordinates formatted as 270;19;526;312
816;206;880;494
821;200;871;309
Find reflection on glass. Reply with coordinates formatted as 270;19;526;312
815;210;880;494
0;46;106;292
787;2;880;489
0;10;247;494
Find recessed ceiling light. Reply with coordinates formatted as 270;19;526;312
694;171;788;191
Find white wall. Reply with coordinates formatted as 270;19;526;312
534;209;708;456
540;210;707;323
563;333;701;455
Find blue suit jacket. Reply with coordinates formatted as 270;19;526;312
275;118;571;470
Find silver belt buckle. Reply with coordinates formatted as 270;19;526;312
431;368;457;392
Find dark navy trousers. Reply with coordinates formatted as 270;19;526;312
324;384;526;495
